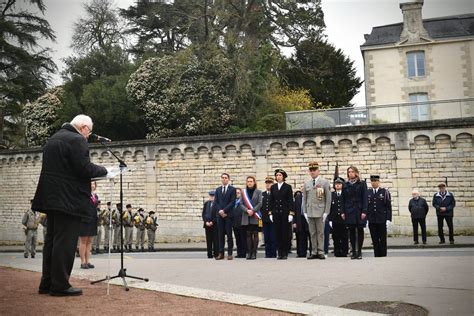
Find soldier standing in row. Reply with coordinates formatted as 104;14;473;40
304;162;331;260
269;168;294;260
112;203;121;251
22;200;39;258
145;211;158;251
343;166;368;260
135;208;146;251
367;175;392;257
102;202;112;252
123;204;134;252
328;177;348;257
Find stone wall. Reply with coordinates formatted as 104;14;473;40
1;118;473;244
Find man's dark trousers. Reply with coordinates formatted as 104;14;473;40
412;218;427;243
217;216;234;255
39;210;81;292
369;223;387;257
205;226;218;257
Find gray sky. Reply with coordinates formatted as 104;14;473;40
28;0;474;106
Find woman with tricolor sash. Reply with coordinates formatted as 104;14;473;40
240;176;263;260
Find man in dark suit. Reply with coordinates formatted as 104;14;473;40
213;173;236;260
32;115;107;296
269;168;294;260
367;175;392;257
202;190;218;258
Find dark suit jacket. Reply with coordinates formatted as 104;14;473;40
269;182;294;216
202;200;216;228
32;123;107;220
213;185;236;216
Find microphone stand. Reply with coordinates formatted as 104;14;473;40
91;140;149;290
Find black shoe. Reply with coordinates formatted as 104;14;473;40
414;241;419;245
80;264;89;269
87;263;94;268
450;240;454;244
439;240;445;244
38;288;49;294
307;254;318;260
31;254;35;258
277;256;283;260
422;241;427;245
350;255;357;260
316;254;326;260
281;256;288;260
49;287;82;297
357;254;362;260
24;254;28;258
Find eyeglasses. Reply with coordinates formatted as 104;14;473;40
82;125;92;136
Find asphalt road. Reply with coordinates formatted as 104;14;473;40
1;248;473;316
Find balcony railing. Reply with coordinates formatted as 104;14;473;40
285;98;474;130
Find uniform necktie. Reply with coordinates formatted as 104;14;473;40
313;179;315;186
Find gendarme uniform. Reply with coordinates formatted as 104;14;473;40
328;177;348;257
134;209;146;251
22;206;39;258
123;205;134;251
102;203;112;252
145;211;158;251
367;175;392;257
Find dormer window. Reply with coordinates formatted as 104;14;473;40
407;51;425;77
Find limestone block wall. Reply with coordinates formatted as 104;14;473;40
0;119;473;244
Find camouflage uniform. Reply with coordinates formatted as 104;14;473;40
22;209;39;258
145;212;158;251
123;206;134;251
134;209;146;251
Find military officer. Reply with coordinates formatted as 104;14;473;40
328;177;348;257
145;211;158;251
123;204;134;251
269;169;294;260
261;176;277;258
367;175;392;257
304;162;331;260
22;200;40;258
134;208;146;251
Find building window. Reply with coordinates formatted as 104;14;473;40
409;93;429;121
407;51;425;77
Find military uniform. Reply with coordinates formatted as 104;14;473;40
145;212;158;251
269;169;294;259
102;203;112;252
93;205;104;253
112;204;121;251
367;175;392;257
123;205;134;251
261;178;277;258
22;207;39;258
134;209;146;251
328;180;348;257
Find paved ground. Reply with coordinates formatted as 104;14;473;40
1;243;473;315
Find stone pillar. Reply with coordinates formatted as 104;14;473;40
144;146;157;212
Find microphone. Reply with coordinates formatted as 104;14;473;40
89;133;112;142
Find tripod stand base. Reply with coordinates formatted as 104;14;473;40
91;268;149;291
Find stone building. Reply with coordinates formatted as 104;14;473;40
1;119;473;244
361;0;473;123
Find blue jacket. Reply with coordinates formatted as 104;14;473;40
367;187;392;224
213;185;236;216
432;192;455;217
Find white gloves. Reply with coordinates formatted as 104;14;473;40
323;213;328;222
304;213;309;223
329;221;333;228
288;215;293;223
269;215;273;222
386;220;391;229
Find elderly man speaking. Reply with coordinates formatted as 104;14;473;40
32;115;107;296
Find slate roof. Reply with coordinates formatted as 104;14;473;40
361;14;474;47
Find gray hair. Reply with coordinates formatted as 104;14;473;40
70;114;93;129
412;189;420;195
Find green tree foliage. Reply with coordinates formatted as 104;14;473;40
127;48;235;137
0;0;56;148
23;87;63;146
281;39;362;108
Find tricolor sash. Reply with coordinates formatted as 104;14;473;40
242;189;262;220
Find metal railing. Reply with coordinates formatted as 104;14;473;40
285;98;474;130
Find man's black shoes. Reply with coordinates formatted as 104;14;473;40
49;287;82;297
